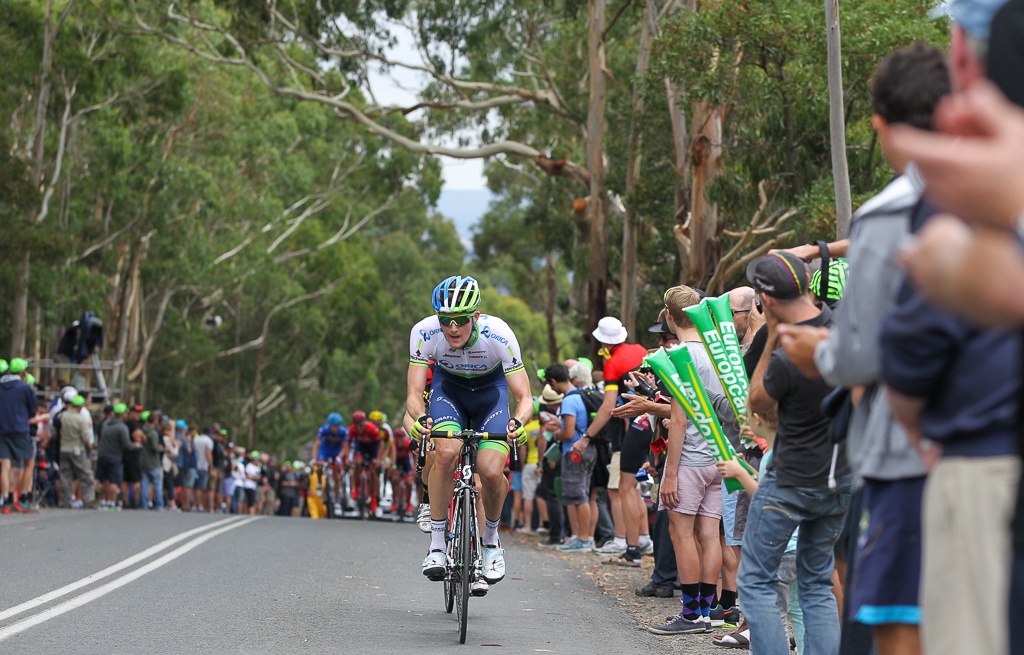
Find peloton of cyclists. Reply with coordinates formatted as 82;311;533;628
404;275;533;596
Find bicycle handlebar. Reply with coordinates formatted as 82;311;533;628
425;430;508;440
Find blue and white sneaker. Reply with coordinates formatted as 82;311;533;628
482;546;506;584
421;550;446;581
557;537;595;552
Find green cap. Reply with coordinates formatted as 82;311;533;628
141;410;151;421
113;402;128;415
0;360;7;374
220;429;228;436
293;460;305;470
25;374;36;386
71;395;86;407
577;357;594;371
9;358;28;374
250;450;260;458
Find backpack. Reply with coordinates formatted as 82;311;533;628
566;385;625;448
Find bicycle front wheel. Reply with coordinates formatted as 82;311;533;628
443;513;455;613
457;489;472;644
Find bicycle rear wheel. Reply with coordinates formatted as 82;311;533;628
457;489;471;644
357;469;369;520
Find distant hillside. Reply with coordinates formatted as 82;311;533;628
437;189;494;245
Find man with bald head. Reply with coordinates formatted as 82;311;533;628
728;287;761;349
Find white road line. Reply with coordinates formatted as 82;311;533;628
0;515;246;623
0;516;260;642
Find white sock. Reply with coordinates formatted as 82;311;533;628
430;520;447;551
482;518;500;547
639;535;652;547
614;536;627;548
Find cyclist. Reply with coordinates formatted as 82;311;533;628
348;410;383;517
369;410;394;511
314;413;349;510
405;275;533;595
390;427;415;517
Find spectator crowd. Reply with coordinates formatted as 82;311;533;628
0;381;332;519
506;3;1024;654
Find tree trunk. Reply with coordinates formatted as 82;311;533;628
666;79;691;281
545;252;558;363
687;101;722;287
10;252;31;355
250;341;266;450
620;0;657;337
113;243;143;399
825;0;852;238
585;0;608;348
12;0;62;355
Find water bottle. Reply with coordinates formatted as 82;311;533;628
570;451;581;463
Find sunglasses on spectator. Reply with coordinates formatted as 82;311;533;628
754;295;763;314
438;313;474;327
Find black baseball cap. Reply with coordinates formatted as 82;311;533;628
746;252;809;300
647;309;672;334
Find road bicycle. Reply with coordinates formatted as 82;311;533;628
351;455;376;520
424;429;516;644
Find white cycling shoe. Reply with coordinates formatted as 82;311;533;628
416;504;431;534
471;577;489;597
481;546;505;584
422;550;446;582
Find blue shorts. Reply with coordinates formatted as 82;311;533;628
318;446;343;463
352;440;380;462
849;476;926;625
511;471;522;492
721;481;742;547
0;434;34;465
429;370;511;454
395;455;413;475
196;469;210;491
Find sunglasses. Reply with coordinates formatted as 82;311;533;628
754;295;763;314
438;313;473;327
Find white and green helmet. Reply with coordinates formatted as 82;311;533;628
432;275;481;314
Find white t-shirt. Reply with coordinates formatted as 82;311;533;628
193;434;214;471
244;462;261;490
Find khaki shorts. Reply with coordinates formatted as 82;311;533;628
659;462;722;518
921;456;1018;655
209;467;223;491
521;463;541;501
607;451;621;490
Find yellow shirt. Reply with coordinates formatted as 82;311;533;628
524;419;540;465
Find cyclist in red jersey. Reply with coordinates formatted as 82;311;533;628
390;427;415;516
348;411;382;516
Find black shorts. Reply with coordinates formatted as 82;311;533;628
96;455;124;485
235;486;257;506
619;426;653;475
590;441;611;490
123;450;142;483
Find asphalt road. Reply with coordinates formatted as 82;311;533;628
0;510;716;654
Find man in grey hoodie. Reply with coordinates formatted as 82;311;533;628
778;44;951;655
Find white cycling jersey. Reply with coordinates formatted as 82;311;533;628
409;314;526;379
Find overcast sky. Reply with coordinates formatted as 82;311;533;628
364;24;488;191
